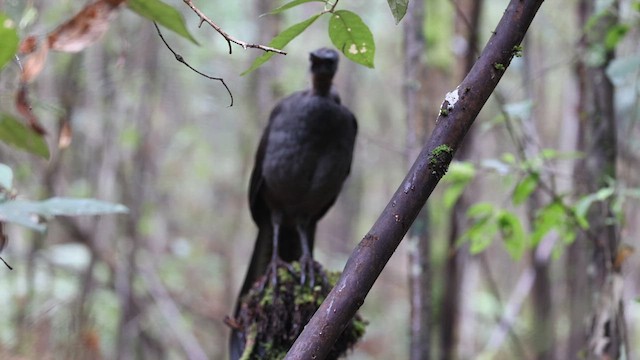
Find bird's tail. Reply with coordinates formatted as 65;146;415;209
229;223;303;359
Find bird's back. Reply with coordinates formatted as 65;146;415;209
259;91;357;221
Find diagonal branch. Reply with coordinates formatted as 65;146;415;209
285;1;545;358
181;0;287;55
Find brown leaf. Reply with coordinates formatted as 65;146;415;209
0;222;6;252
20;41;49;83
19;36;38;54
58;119;73;149
613;244;634;271
15;85;47;135
47;0;123;53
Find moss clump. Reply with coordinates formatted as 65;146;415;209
233;261;367;360
429;144;453;178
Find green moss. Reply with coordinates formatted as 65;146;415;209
493;62;506;71
234;261;367;359
431;144;453;160
512;44;524;57
428;144;454;178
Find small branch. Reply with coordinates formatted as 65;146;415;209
181;0;286;55
154;22;234;107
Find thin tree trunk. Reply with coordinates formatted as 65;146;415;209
441;1;482;359
403;0;430;358
569;0;626;358
521;35;555;359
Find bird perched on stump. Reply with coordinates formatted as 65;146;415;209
229;47;358;359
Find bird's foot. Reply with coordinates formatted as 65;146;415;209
259;257;296;293
299;255;316;287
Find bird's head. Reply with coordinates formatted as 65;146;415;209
309;48;339;78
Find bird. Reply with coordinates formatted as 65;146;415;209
229;47;357;359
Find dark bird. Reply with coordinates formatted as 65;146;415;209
229;47;357;359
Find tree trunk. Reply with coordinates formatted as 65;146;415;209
441;1;482;359
568;0;626;358
403;0;431;358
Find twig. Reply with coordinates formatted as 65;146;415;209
181;0;286;55
154;22;233;107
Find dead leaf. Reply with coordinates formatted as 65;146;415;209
47;0;124;53
20;40;49;83
15;85;47;135
0;222;6;252
58;119;73;149
613;244;634;271
19;36;38;54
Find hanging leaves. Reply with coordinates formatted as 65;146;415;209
328;10;375;68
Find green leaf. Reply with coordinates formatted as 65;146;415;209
532;201;566;245
0;114;50;159
329;10;375;68
0;197;128;232
242;14;321;75
386;0;409;24
467;202;494;219
512;173;539;205
497;211;527;260
442;161;475;209
265;0;324;15
0;13;19;69
128;0;198;45
465;219;498;254
604;23;629;50
0;163;13;190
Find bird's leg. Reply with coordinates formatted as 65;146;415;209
260;214;295;292
269;220;281;287
296;224;315;287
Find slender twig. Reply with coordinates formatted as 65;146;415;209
181;0;286;55
154;22;234;107
0;256;12;270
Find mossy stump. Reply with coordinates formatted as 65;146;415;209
232;261;367;359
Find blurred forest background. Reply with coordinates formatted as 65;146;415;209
0;0;639;359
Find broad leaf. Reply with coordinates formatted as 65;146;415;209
128;0;198;44
386;0;409;24
242;14;321;75
497;211;527;259
0;163;13;191
0;114;50;159
0;197;128;232
512;172;539;205
328;10;375;68
0;13;19;69
265;0;324;15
